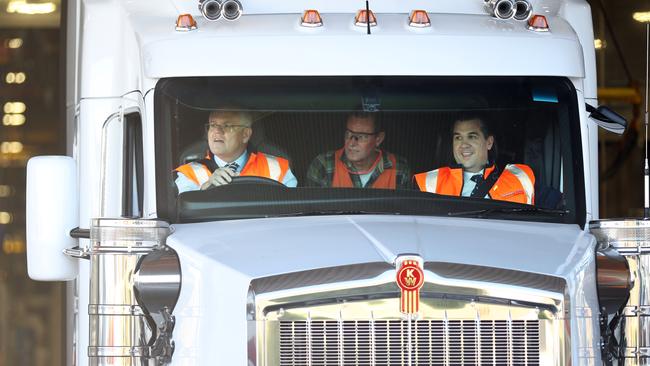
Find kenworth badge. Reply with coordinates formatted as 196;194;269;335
396;256;424;315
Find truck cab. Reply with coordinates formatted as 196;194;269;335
25;0;634;365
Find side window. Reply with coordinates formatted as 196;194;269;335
122;112;143;217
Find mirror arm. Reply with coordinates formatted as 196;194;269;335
70;227;90;239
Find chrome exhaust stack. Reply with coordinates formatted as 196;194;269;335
484;0;515;20
198;0;222;21
222;0;242;21
88;219;180;366
513;0;533;21
590;219;649;364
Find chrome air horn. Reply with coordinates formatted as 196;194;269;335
484;0;515;20
222;0;242;21
199;0;222;21
513;0;533;21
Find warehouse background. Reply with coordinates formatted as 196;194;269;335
0;0;648;364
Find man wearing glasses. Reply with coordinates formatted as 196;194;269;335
175;110;297;193
306;112;411;189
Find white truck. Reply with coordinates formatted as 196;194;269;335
24;0;644;365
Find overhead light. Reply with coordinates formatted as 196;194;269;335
6;38;23;49
0;185;14;198
3;114;26;126
3;102;26;114
5;72;26;84
6;1;56;15
0;212;12;225
634;12;650;23
0;141;23;154
2;234;25;254
15;72;26;83
594;39;606;50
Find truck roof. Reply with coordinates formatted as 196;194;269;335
142;0;572;17
133;12;584;79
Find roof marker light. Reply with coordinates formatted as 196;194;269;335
408;10;430;28
301;10;323;27
176;14;198;31
355;10;377;27
527;14;549;32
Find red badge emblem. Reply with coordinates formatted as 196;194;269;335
396;259;424;314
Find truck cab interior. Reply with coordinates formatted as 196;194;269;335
154;76;585;225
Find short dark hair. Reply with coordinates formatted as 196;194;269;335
452;115;493;139
347;112;383;133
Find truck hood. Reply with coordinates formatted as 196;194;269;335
167;215;598;365
167;214;593;279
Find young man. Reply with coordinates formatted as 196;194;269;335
175;110;297;193
307;112;411;189
414;117;535;204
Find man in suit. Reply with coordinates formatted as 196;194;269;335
414;117;535;204
175;110;297;193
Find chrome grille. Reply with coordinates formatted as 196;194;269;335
279;319;540;366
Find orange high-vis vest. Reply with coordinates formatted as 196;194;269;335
414;164;535;205
332;148;397;189
175;151;290;187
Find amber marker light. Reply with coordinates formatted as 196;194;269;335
301;10;323;27
408;10;431;28
355;9;377;27
527;14;549;32
176;14;198;31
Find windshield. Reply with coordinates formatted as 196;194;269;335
154;76;584;225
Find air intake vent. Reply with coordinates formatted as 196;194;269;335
279;319;540;366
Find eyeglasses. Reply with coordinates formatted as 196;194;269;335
205;122;248;134
344;129;377;143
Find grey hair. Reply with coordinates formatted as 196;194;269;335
208;109;253;127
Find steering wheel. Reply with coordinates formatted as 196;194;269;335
227;175;285;187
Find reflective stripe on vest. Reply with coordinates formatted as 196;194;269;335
415;167;461;196
503;164;535;205
423;170;439;193
265;155;282;181
175;162;212;186
416;164;535;205
240;152;289;183
175;152;290;187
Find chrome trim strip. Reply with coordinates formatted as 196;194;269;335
423;262;565;293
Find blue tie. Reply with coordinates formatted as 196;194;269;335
470;174;483;197
224;162;239;172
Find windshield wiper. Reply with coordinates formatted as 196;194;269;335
272;209;398;218
448;206;569;218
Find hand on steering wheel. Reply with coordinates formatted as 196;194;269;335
200;167;237;190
